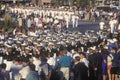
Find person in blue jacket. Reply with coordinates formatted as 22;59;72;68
26;64;39;80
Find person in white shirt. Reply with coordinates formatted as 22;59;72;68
47;53;56;70
99;19;105;30
75;15;79;27
72;49;80;60
80;52;89;68
64;14;69;28
118;23;120;30
38;57;51;80
34;15;39;27
19;58;30;80
18;15;23;27
33;55;41;71
27;17;32;28
72;15;75;28
109;18;117;34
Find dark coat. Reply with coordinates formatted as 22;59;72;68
26;71;39;80
73;62;88;80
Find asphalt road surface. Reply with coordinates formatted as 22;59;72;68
68;21;100;34
0;20;100;34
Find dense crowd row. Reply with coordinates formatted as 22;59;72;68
0;3;120;80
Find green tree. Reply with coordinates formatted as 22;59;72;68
72;0;89;7
89;0;96;7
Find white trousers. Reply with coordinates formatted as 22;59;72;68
60;67;69;80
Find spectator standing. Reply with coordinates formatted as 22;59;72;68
0;63;10;80
73;56;88;80
26;64;39;80
101;48;108;80
111;48;119;80
59;48;71;80
19;58;30;80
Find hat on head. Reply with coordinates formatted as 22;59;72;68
25;47;31;51
33;42;38;45
13;38;17;41
90;46;96;50
37;43;43;47
109;40;114;43
57;42;61;45
48;42;54;45
29;32;38;37
21;43;27;46
4;43;12;48
104;46;108;49
0;41;3;44
113;38;117;42
114;32;118;34
22;34;28;38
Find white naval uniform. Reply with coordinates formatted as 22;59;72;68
64;15;69;28
5;60;13;71
3;51;13;71
0;34;5;40
0;56;3;64
33;58;41;71
72;15;75;28
99;21;105;30
34;17;39;26
109;20;117;34
47;57;56;69
118;24;120;30
75;15;79;27
18;17;22;27
27;19;32;28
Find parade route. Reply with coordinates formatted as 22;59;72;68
69;21;99;33
0;1;119;80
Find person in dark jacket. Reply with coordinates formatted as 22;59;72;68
0;63;10;80
88;47;100;80
111;48;119;80
26;64;39;80
73;56;88;80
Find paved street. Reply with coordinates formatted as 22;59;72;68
0;20;100;33
68;21;100;34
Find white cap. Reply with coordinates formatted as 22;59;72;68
54;20;59;24
21;43;26;46
5;43;12;48
13;38;17;41
0;41;3;44
104;46;108;49
37;39;41;41
90;46;96;50
25;47;31;50
22;34;28;38
33;42;38;45
57;42;61;44
38;24;43;27
113;38;117;42
48;42;54;45
44;26;47;28
109;40;114;43
16;41;21;44
39;43;43;46
9;38;12;40
29;32;38;37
